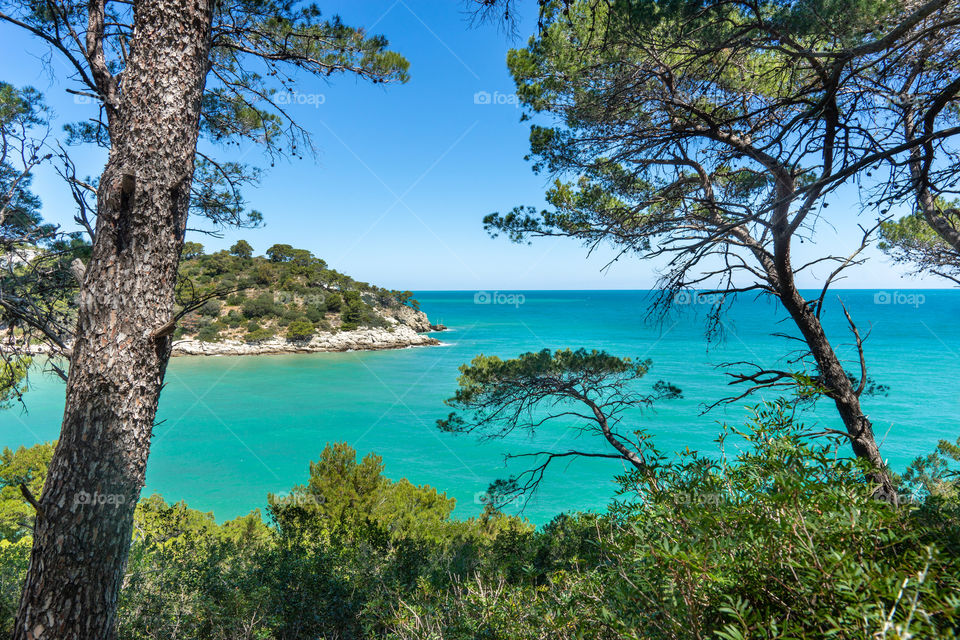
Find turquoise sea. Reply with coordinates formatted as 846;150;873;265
3;290;957;525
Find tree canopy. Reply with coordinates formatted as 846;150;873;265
440;348;680;505
0;0;409;235
479;0;960;500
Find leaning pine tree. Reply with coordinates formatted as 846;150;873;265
485;0;960;501
0;0;408;636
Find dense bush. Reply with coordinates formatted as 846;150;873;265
1;407;956;639
241;293;279;319
304;305;324;323
195;325;221;343
198;299;221;318
390;404;960;640
285;319;314;342
225;292;246;306
245;328;274;343
324;292;342;313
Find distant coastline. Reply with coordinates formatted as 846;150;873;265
171;323;446;357
8;322;447;360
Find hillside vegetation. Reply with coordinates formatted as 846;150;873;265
174;240;433;344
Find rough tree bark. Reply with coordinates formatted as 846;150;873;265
770;187;897;502
13;0;214;636
778;280;897;502
905;106;960;255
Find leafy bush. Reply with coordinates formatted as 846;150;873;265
241;293;277;319
225;292;246;306
245;328;274;343
0;443;55;541
404;404;960;640
197;299;221;318
588;402;960;640
304;305;325;323
225;309;244;327
286;319;314;342
324;292;342;313
0;427;956;640
0;539;29;631
195;325;221;343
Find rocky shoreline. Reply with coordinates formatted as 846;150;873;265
7;316;446;359
172;323;443;357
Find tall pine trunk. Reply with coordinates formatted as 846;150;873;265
780;286;897;500
14;0;213;636
772;220;897;503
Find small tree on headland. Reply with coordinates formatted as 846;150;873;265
340;290;364;329
267;243;296;263
182;242;206;260
229;239;254;260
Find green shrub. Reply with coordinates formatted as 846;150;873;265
244;328;274;343
286;319;314;342
241;293;277;319
384;404;960;640
195;325;221;343
1;428;956;640
324;292;342;313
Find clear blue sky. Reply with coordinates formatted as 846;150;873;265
0;0;946;290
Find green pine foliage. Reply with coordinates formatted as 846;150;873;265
0;358;30;409
880;204;960;277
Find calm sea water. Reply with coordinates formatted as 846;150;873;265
3;290;957;524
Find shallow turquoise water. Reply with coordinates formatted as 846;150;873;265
3;290;957;524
